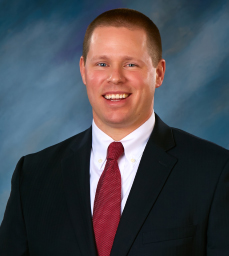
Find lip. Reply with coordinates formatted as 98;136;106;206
102;91;131;95
102;93;131;105
102;92;131;100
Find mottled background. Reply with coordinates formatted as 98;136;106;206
0;0;229;223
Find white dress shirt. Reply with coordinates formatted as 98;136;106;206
90;111;155;215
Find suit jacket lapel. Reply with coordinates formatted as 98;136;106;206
61;127;97;256
111;114;177;256
61;114;177;256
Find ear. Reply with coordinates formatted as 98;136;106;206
155;59;166;88
79;56;86;85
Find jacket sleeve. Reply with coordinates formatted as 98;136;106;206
207;156;229;256
0;157;29;256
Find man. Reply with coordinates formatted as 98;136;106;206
0;8;229;256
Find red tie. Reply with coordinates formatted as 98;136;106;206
93;142;124;256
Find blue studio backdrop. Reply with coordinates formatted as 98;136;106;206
0;0;229;223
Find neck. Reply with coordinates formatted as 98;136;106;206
96;126;136;141
93;113;153;141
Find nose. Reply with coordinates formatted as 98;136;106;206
107;67;125;84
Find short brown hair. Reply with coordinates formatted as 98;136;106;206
82;8;162;67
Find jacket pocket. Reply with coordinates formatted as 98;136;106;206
143;225;196;244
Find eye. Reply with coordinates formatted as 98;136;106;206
97;63;107;67
127;63;137;67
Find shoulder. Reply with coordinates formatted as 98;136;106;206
171;127;229;168
154;113;229;160
22;127;92;171
172;127;228;153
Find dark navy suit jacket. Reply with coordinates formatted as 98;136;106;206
0;114;229;255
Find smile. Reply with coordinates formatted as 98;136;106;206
103;93;130;100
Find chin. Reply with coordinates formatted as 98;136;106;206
104;116;132;128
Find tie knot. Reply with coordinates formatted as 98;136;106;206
107;142;124;161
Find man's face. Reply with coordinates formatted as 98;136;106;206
80;26;165;133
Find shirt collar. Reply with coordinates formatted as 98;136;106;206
92;111;155;168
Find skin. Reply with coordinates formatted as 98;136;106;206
80;26;166;141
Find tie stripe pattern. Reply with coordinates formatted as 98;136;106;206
93;142;124;256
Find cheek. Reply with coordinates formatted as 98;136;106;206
86;69;107;85
127;73;144;88
85;71;107;104
141;72;156;95
128;73;153;93
130;74;155;105
85;72;101;97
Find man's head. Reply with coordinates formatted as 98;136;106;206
83;8;162;68
80;9;166;140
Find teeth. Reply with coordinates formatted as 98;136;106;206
104;94;129;100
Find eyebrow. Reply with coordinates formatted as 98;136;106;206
90;55;140;62
90;55;109;61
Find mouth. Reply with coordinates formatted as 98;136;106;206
103;93;131;101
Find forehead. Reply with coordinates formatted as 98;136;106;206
88;26;148;58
